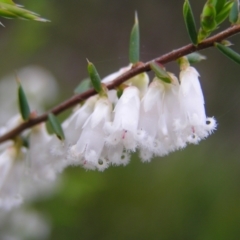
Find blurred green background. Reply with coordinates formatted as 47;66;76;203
1;0;240;239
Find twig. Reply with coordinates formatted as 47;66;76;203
0;24;240;144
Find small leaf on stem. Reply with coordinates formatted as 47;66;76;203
183;0;198;46
215;1;234;25
17;79;31;121
215;42;240;64
186;52;207;64
200;1;217;31
150;62;172;83
215;0;227;15
229;0;239;23
129;11;140;64
87;59;102;94
48;113;65;140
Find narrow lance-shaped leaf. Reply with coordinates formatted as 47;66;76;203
183;0;198;45
215;1;234;25
74;78;91;94
129;11;140;64
0;0;15;5
87;60;102;93
200;1;217;31
0;2;49;22
215;42;240;64
17;80;31;121
214;0;227;14
48;113;65;140
150;62;172;83
229;0;239;23
186;52;206;64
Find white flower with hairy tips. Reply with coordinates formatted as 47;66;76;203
70;97;112;171
105;86;140;153
49;96;97;171
0;146;26;210
137;75;185;161
179;66;217;143
137;80;162;161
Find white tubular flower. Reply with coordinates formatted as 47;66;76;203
179;66;217;144
70;97;112;171
105;86;140;152
125;72;150;97
157;74;188;152
137;80;162;161
102;65;132;104
107;143;131;166
137;75;185;161
0;146;26;211
62;95;97;146
27;124;56;183
49;96;97;171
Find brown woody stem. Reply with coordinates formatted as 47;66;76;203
0;24;240;144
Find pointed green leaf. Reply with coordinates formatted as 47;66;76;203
183;0;198;45
18;82;31;121
0;0;15;5
201;2;217;31
150;62;172;83
215;42;240;64
0;2;49;22
0;7;17;18
214;0;226;14
48;113;65;140
215;1;234;25
129;12;140;63
87;60;102;93
186;52;207;63
74;78;91;94
229;0;239;23
197;27;211;42
221;39;233;46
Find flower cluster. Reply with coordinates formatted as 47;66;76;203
0;62;216;210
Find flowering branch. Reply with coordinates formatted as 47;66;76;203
0;24;240;144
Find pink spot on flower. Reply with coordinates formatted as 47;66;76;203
122;130;127;139
191;126;195;133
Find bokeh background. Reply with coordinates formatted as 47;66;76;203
1;0;240;239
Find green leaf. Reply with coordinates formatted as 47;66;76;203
214;0;226;14
48;113;65;140
87;60;102;93
0;7;17;18
201;2;217;31
229;0;239;23
74;78;91;94
197;27;211;42
18;82;31;121
186;52;207;63
221;39;233;46
0;2;49;22
183;0;198;45
129;11;140;64
117;88;123;98
0;0;15;5
215;1;234;25
150;62;172;84
215;42;240;64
